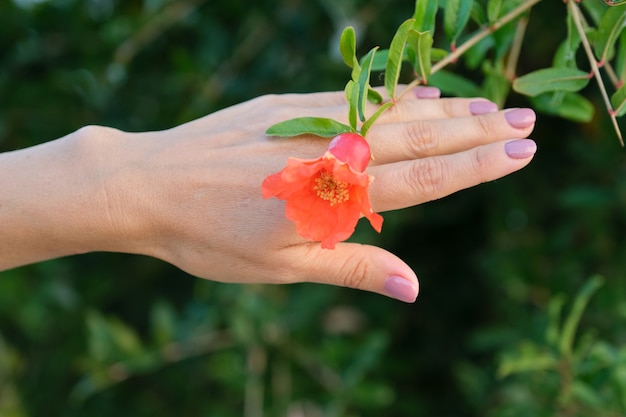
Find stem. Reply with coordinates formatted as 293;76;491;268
569;0;624;146
603;61;621;88
575;7;622;89
506;17;529;81
398;0;543;99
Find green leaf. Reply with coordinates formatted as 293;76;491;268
407;30;433;83
385;18;417;100
611;84;626;117
493;21;518;61
497;342;559;379
531;91;595;123
470;1;487;26
361;102;393;137
430;48;449;62
559;275;604;358
546;295;566;348
346;80;358;130
367;88;383;104
553;33;581;68
428;69;481;97
513;67;591;96
465;34;495;70
358;47;378;122
595;6;626;63
339;26;357;68
444;0;473;45
487;0;503;24
368;48;389;72
413;0;438;33
266;117;353;138
581;0;606;26
616;29;626;82
482;62;510;108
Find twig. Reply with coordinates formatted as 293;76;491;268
506;16;529;81
398;0;543;99
569;0;624;146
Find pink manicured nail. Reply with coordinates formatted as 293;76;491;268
384;276;418;303
505;108;536;129
470;100;498;115
505;139;537;159
414;86;441;99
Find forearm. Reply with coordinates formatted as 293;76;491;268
0;126;135;270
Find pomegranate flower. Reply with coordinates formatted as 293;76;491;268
262;133;383;249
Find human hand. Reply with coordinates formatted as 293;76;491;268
95;86;535;302
1;86;536;302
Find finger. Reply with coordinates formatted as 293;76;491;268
283;242;419;303
369;138;537;212
260;88;500;126
368;108;536;164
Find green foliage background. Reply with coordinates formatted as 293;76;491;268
1;0;626;416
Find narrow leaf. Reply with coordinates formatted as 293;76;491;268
368;48;389;72
367;88;383;104
407;30;433;83
413;0;438;33
482;61;510;108
361;102;393;137
385;18;417;99
553;13;581;69
531;92;595;123
487;0;504;24
358;47;378;122
611;84;626;117
546;295;566;348
487;0;503;24
430;48;449;62
429;70;481;97
346;80;358;131
339;26;357;68
513;67;591;96
266;117;353;138
470;1;487;26
595;6;626;63
580;0;605;25
616;30;626;82
444;0;473;45
559;275;604;358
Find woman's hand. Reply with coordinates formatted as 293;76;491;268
0;87;537;302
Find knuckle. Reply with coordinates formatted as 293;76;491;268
338;254;372;290
470;146;492;183
474;113;498;137
441;99;459;118
406;121;439;156
407;158;447;199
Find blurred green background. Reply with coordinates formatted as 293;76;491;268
1;0;626;416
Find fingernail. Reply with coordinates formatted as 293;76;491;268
384;276;418;303
414;86;441;99
505;108;536;129
469;100;498;115
505;139;537;159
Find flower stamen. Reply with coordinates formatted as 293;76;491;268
313;172;350;206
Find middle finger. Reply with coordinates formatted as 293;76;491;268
366;108;537;164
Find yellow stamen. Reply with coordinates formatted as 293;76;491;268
313;172;350;206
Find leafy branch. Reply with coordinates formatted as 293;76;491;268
266;0;626;147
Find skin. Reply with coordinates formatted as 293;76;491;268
0;87;537;302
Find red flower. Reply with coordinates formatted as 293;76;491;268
262;133;383;249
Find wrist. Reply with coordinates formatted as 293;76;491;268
0;125;150;269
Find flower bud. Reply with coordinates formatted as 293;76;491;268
327;133;371;172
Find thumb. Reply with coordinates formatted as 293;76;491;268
287;243;419;303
